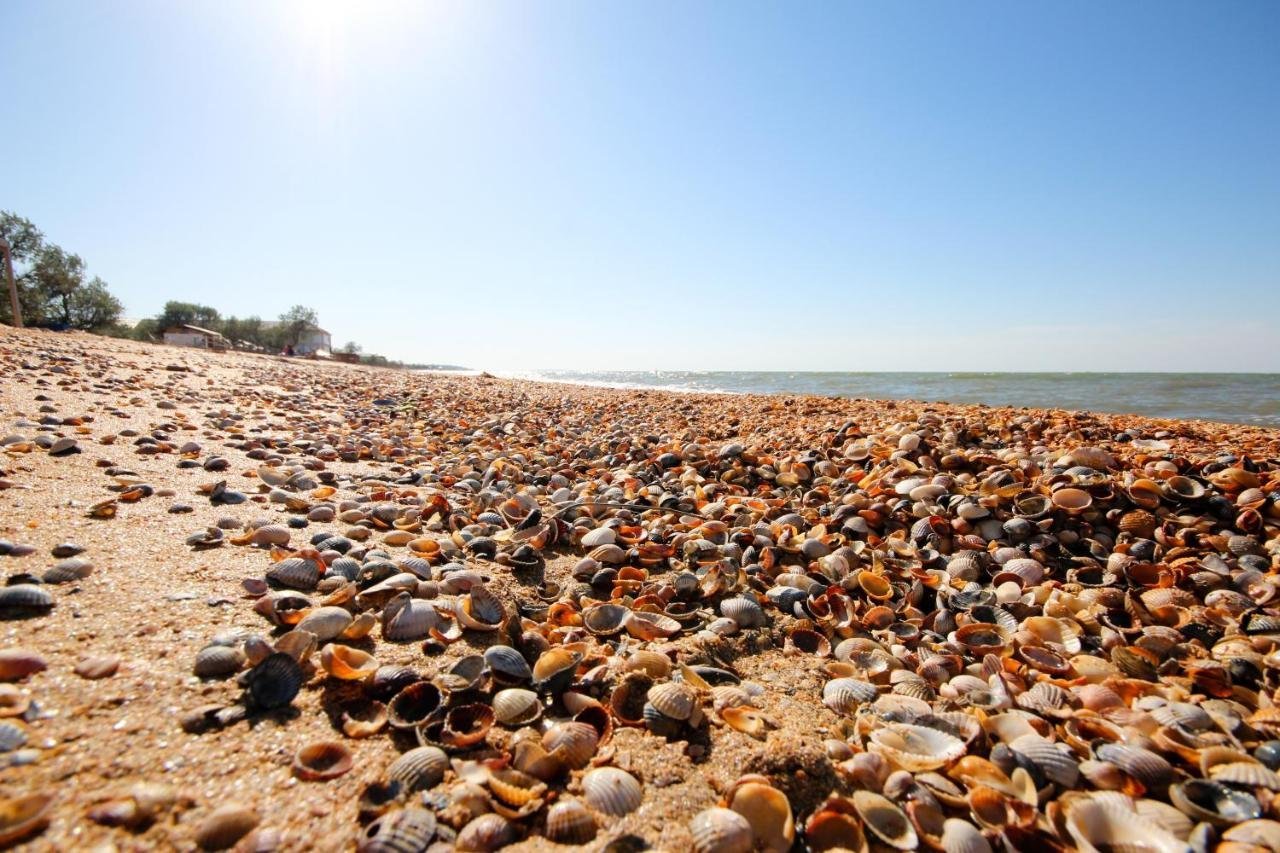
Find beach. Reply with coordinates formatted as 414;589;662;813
2;325;1279;851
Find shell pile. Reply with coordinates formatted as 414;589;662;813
4;329;1280;849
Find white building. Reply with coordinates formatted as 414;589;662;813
292;324;331;357
162;324;227;351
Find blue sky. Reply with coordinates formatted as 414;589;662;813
4;1;1278;371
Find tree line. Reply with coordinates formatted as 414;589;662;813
0;210;448;368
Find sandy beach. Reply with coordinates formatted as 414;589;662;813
2;326;1279;852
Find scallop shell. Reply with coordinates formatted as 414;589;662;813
582;766;643;816
193;644;245;679
690;806;753;853
851;790;918;850
387;746;448;792
245;653;303;709
867;723;966;771
823;678;878;715
357;808;438;853
1209;762;1280;790
1095;743;1173;790
545;800;597;845
265;556;321;590
381;593;440;642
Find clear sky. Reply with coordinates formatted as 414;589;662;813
4;1;1278;372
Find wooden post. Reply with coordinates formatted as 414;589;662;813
0;238;20;328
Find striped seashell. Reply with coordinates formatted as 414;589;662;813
455;813;516;851
868;723;967;772
1096;743;1174;790
381;593;440;642
588;544;627;565
1020;616;1081;654
940;819;992;853
1224;820;1280;849
720;596;766;628
541;721;599;769
1210;762;1280;790
294;606;354;642
1118;510;1157;539
1063;794;1186;853
823;678;877;715
1016;681;1071;716
493;688;542;726
1063;446;1114;469
465;583;505;626
484;645;532;683
1010;734;1080;788
999;558;1045;586
396;556;434;580
647;681;697;721
0;584;54;614
250;524;291;547
42;558;93;584
193;644;245;678
545;800;597;845
626;610;681;640
265;557;320;590
1149;701;1213;732
580;527;617;548
328;556;361;581
851;790;918;850
690;807;753;853
488;767;547;809
387;746;449;792
245;653;303;709
0;720;27;752
357;808;437;853
582;766;643;816
387;682;444;729
583;603;630;636
712;685;753;713
1076;682;1124;712
1132;799;1194;840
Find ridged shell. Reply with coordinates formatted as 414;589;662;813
1168;779;1261;826
295;606;354;642
193;644;245;678
823;678;877;715
690;807;753;853
357;808;438;853
387;682;444;729
320;644;378;681
387;746;449;792
265;557;321;591
1010;734;1080;787
1209;762;1280;790
541;721;598;769
720;597;766;628
484;645;532;683
42;558;93;584
1095;743;1173;789
648;681;697;721
381;593;439;642
0;585;54;613
545;800;597;845
245;653;303;709
583;603;630;636
940;818;992;853
493;688;542;726
1149;702;1213;732
582;766;643;816
455;813;516;852
868;723;966;771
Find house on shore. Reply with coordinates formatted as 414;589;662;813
261;321;332;357
163;324;228;351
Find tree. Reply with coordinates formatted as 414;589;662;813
341;341;362;354
131;318;159;341
156;301;220;331
279;304;319;346
22;245;122;331
0;212;45;326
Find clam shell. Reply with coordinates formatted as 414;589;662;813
381;593;440;642
541;721;598;769
1010;734;1079;788
484;645;532;683
245;653;303;709
387;746;449;792
0;584;54;614
726;780;794;853
292;741;353;781
545;799;597;845
720;596;766;628
386;682;444;729
194;645;245;679
851;790;918;850
265;557;321;591
868;723;966;771
691;806;754;853
319;644;378;681
823;678;877;715
455;813;516;852
1169;779;1261;826
295;606;354;642
648;681;698;721
1095;743;1173;790
1209;762;1280;790
583;603;630;636
357;807;438;853
582;766;643;816
941;818;992;853
493;688;542;726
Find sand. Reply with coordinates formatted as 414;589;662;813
0;326;1276;852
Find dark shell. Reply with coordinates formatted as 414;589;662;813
245;653;304;710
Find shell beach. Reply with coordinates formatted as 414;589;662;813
2;326;1280;852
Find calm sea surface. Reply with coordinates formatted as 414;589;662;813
497;371;1280;427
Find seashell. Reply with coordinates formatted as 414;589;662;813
722;706;774;740
531;646;582;693
1064;447;1115;469
386;746;449;792
250;524;291;547
341;700;387;738
194;644;245;679
1224;820;1280;850
1149;701;1213;732
804;798;868;852
1051;487;1092;513
648;681;698;721
583;603;630;636
487;766;548;812
357;808;438;853
294;606;354;642
823;677;877;715
493;688;542;726
273;629;316;663
690;806;753;853
0;584;54;615
441;703;495;748
725;778;795;853
720;596;767;628
626;609;682;640
1063;794;1187;853
1209;761;1280;790
455;813;516;852
625;649;674;679
868;723;966;771
940;818;992;853
381;593;440;642
582;766;643;816
245;653;303;710
484;645;532;683
1095;743;1173;791
319;644;377;681
1169;779;1261;826
1009;734;1079;788
292;741;353;781
545;799;597;845
0;649;47;682
580;527;617;548
541;721;598;769
194;803;259;850
387;682;445;729
851;790;917;850
265;557;321;591
611;671;653;726
42;557;93;584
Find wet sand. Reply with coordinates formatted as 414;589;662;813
1;326;1277;851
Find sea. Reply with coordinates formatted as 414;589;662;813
491;371;1280;427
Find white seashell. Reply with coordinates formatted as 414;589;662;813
867;723;966;771
690;807;753;853
294;606;354;642
582;767;643;816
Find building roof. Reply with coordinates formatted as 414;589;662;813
164;324;226;337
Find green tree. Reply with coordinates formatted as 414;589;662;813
0;212;46;326
340;341;362;354
279;305;319;347
131;318;159;341
22;245;123;330
156;301;220;331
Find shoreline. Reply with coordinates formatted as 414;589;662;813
1;325;1277;850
